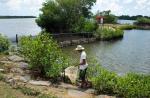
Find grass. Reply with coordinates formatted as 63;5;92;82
94;26;124;40
104;24;137;30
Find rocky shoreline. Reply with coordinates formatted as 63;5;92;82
0;54;116;98
59;38;97;47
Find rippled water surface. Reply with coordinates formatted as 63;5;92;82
64;30;150;74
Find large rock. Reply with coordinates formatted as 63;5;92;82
8;55;24;62
29;80;51;86
65;66;78;83
68;89;93;98
18;62;28;69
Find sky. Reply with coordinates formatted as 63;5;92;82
0;0;150;16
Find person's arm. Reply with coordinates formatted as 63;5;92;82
80;59;86;65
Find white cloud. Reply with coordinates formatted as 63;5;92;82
0;0;149;16
123;0;133;4
93;0;122;15
93;0;150;16
6;0;21;10
4;0;44;15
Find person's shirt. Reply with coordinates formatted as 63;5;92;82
79;51;88;70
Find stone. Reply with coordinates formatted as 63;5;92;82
60;41;71;47
65;66;78;83
4;74;14;83
85;89;95;94
72;40;80;45
8;79;15;85
89;38;96;42
0;61;12;64
59;82;78;89
80;38;88;43
0;57;9;61
8;55;24;62
18;62;28;69
29;80;51;86
68;89;93;98
95;95;116;98
0;69;4;72
10;68;24;74
15;75;30;83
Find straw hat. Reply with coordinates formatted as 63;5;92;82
75;45;85;51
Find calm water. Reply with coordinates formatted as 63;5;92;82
117;20;135;25
0;18;41;39
64;30;150;75
0;19;150;74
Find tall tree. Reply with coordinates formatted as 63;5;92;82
36;0;96;33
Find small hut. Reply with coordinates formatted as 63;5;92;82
96;16;104;24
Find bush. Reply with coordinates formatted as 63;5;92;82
19;33;69;78
116;73;150;98
104;15;117;24
88;63;117;94
94;27;124;40
87;62;150;98
0;34;10;52
83;20;98;32
136;17;150;24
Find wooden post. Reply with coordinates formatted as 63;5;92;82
16;34;18;44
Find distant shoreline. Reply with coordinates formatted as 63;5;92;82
0;16;36;19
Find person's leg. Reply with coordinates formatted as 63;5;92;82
82;68;88;88
79;70;85;88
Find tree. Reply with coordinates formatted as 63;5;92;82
36;0;96;33
95;10;117;24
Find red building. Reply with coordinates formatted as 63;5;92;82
96;16;104;24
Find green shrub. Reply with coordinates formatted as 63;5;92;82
104;15;117;24
83;21;98;32
136;17;150;24
88;62;150;97
0;34;10;52
38;94;57;98
94;27;124;40
116;73;150;98
19;33;69;78
87;63;117;94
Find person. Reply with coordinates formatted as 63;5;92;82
75;45;88;88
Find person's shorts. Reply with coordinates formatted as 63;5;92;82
79;68;87;81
